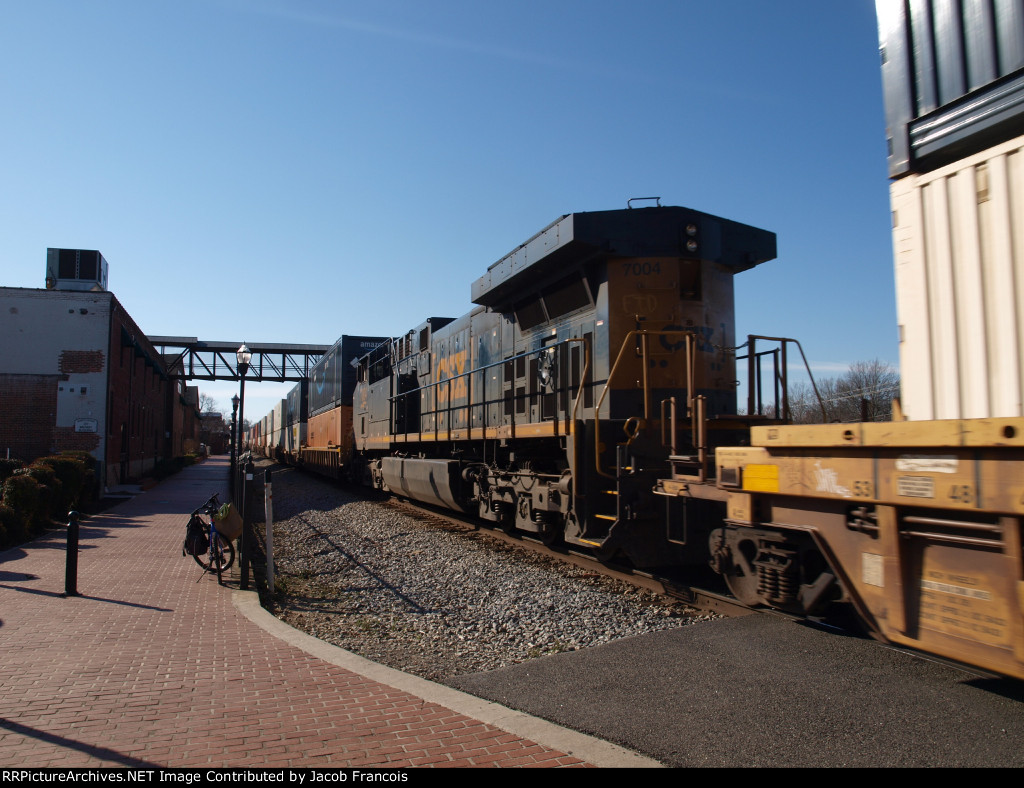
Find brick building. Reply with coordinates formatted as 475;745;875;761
0;249;201;488
199;411;230;455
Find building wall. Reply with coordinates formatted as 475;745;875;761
0;286;196;487
0;373;61;462
171;382;202;457
0;289;112;466
105;299;176;486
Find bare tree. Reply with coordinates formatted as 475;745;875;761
784;359;900;424
199;392;220;414
783;381;828;423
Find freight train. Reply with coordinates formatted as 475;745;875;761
249;202;1024;681
247;0;1024;680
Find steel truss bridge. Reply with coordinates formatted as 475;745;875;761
150;337;331;382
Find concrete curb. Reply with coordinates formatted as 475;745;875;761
232;589;663;768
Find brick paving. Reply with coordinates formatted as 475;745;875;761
0;456;625;768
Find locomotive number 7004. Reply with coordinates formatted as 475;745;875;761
622;262;661;276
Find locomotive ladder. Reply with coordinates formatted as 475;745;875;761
583;329;702;542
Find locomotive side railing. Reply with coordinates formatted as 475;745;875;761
592;331;816;482
388;337;592;444
739;335;825;423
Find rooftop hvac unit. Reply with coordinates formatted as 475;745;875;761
45;248;109;292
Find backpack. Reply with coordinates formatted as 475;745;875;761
183;515;209;557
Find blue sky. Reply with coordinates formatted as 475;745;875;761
2;0;894;419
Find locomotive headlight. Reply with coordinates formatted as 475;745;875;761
685;223;698;236
686;239;699;253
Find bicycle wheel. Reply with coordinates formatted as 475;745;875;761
193;532;235;572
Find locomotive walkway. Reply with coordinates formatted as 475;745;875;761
0;456;655;769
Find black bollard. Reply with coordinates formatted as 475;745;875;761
65;510;81;597
240;455;254;590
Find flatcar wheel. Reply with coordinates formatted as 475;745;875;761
722;536;763;606
538;521;560;546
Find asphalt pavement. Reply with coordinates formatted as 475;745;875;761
452;612;1024;767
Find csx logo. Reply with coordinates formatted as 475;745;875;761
435;350;468;402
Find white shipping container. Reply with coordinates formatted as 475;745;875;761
890;133;1024;421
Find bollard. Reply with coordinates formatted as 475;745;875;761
65;510;81;597
240;455;254;590
265;467;274;594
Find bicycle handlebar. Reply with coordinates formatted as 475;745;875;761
191;492;222;516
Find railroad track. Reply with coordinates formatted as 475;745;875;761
382;493;753;619
382;492;955;664
261;460;1000;686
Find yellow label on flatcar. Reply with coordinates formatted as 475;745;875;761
742;464;779;492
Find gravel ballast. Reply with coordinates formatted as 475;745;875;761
259;464;711;684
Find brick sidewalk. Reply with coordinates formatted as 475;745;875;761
0;457;653;768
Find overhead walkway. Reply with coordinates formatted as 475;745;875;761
150;336;331;382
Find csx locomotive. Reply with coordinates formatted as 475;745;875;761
348;205;783;571
254;204;1024;681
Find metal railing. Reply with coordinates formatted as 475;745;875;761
387;337;592;443
740;335;825;422
592;329;699;479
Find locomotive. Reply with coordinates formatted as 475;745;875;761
348;205;789;572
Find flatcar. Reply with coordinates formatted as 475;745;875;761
708;418;1024;681
286;335;390;477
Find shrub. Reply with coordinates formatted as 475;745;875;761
0;503;23;547
2;473;45;535
35;456;87;511
0;458;24;484
23;465;63;528
59;451;97;504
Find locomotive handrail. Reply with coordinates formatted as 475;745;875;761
741;335;825;422
388;336;592;442
593;329;698;480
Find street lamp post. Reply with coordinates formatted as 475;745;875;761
236;343;251;590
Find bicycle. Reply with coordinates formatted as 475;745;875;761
184;493;236;577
